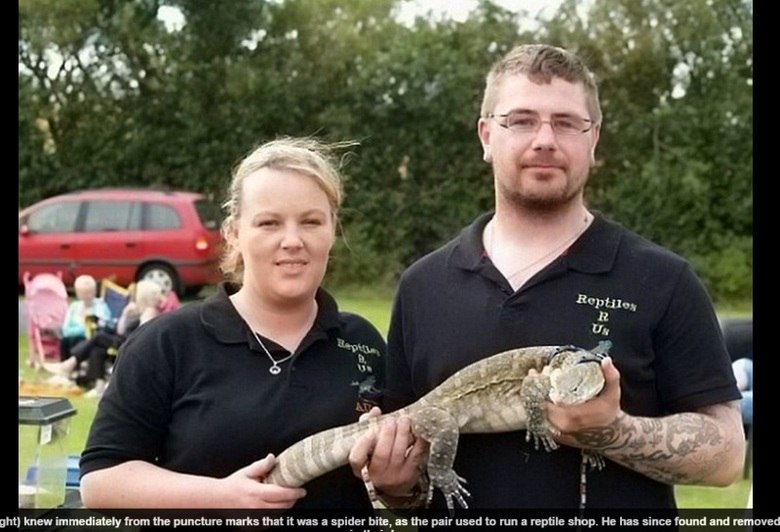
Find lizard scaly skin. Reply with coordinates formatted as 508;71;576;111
264;342;609;510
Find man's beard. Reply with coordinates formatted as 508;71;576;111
497;170;589;213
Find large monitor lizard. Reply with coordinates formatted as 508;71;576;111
265;342;610;510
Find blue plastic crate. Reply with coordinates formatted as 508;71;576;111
66;455;80;488
24;455;80;489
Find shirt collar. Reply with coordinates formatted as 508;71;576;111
201;282;341;345
448;211;622;275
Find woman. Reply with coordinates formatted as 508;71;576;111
79;137;386;509
58;274;111;361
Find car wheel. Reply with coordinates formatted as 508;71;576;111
137;263;180;296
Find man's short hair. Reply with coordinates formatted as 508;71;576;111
480;44;602;124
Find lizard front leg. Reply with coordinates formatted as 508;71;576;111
582;449;606;471
520;372;560;452
410;406;471;511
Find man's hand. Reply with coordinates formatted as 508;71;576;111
545;358;744;485
546;357;622;448
348;407;427;497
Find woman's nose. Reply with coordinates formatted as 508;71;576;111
280;225;304;249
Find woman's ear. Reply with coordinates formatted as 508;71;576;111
224;217;239;244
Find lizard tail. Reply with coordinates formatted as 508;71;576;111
264;416;381;487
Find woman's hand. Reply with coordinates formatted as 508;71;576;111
218;454;307;509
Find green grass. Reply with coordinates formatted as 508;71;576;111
333;287;393;337
674;478;752;508
18;291;752;508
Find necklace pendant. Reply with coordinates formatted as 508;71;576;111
252;329;292;375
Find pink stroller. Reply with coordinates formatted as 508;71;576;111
23;271;69;369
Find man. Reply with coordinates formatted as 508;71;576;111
350;44;744;509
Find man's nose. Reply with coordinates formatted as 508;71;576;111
531;121;558;150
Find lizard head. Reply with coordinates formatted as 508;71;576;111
547;347;606;405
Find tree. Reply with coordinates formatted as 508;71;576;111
541;0;752;300
19;0;752;301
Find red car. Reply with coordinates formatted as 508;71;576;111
19;189;223;296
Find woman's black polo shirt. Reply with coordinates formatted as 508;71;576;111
81;283;386;509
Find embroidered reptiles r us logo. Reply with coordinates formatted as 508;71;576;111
575;293;638;338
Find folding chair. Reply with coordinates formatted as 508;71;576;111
100;279;133;332
100;279;139;363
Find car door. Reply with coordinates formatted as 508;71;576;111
19;199;82;285
70;200;144;286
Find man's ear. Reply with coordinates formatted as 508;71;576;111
477;118;492;163
589;124;601;167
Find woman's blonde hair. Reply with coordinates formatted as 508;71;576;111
219;136;356;285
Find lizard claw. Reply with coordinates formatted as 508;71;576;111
525;429;559;452
443;483;471;514
437;470;471;513
582;450;606;471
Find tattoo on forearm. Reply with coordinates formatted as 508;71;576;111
572;406;737;485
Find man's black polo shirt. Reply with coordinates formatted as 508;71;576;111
386;212;740;509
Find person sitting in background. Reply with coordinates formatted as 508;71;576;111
59;275;111;362
732;357;753;426
43;280;165;398
157;284;182;313
118;279;165;333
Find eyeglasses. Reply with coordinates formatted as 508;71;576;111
485;110;594;136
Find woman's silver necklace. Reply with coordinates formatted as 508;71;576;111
252;330;293;375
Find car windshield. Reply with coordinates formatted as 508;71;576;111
194;199;222;231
